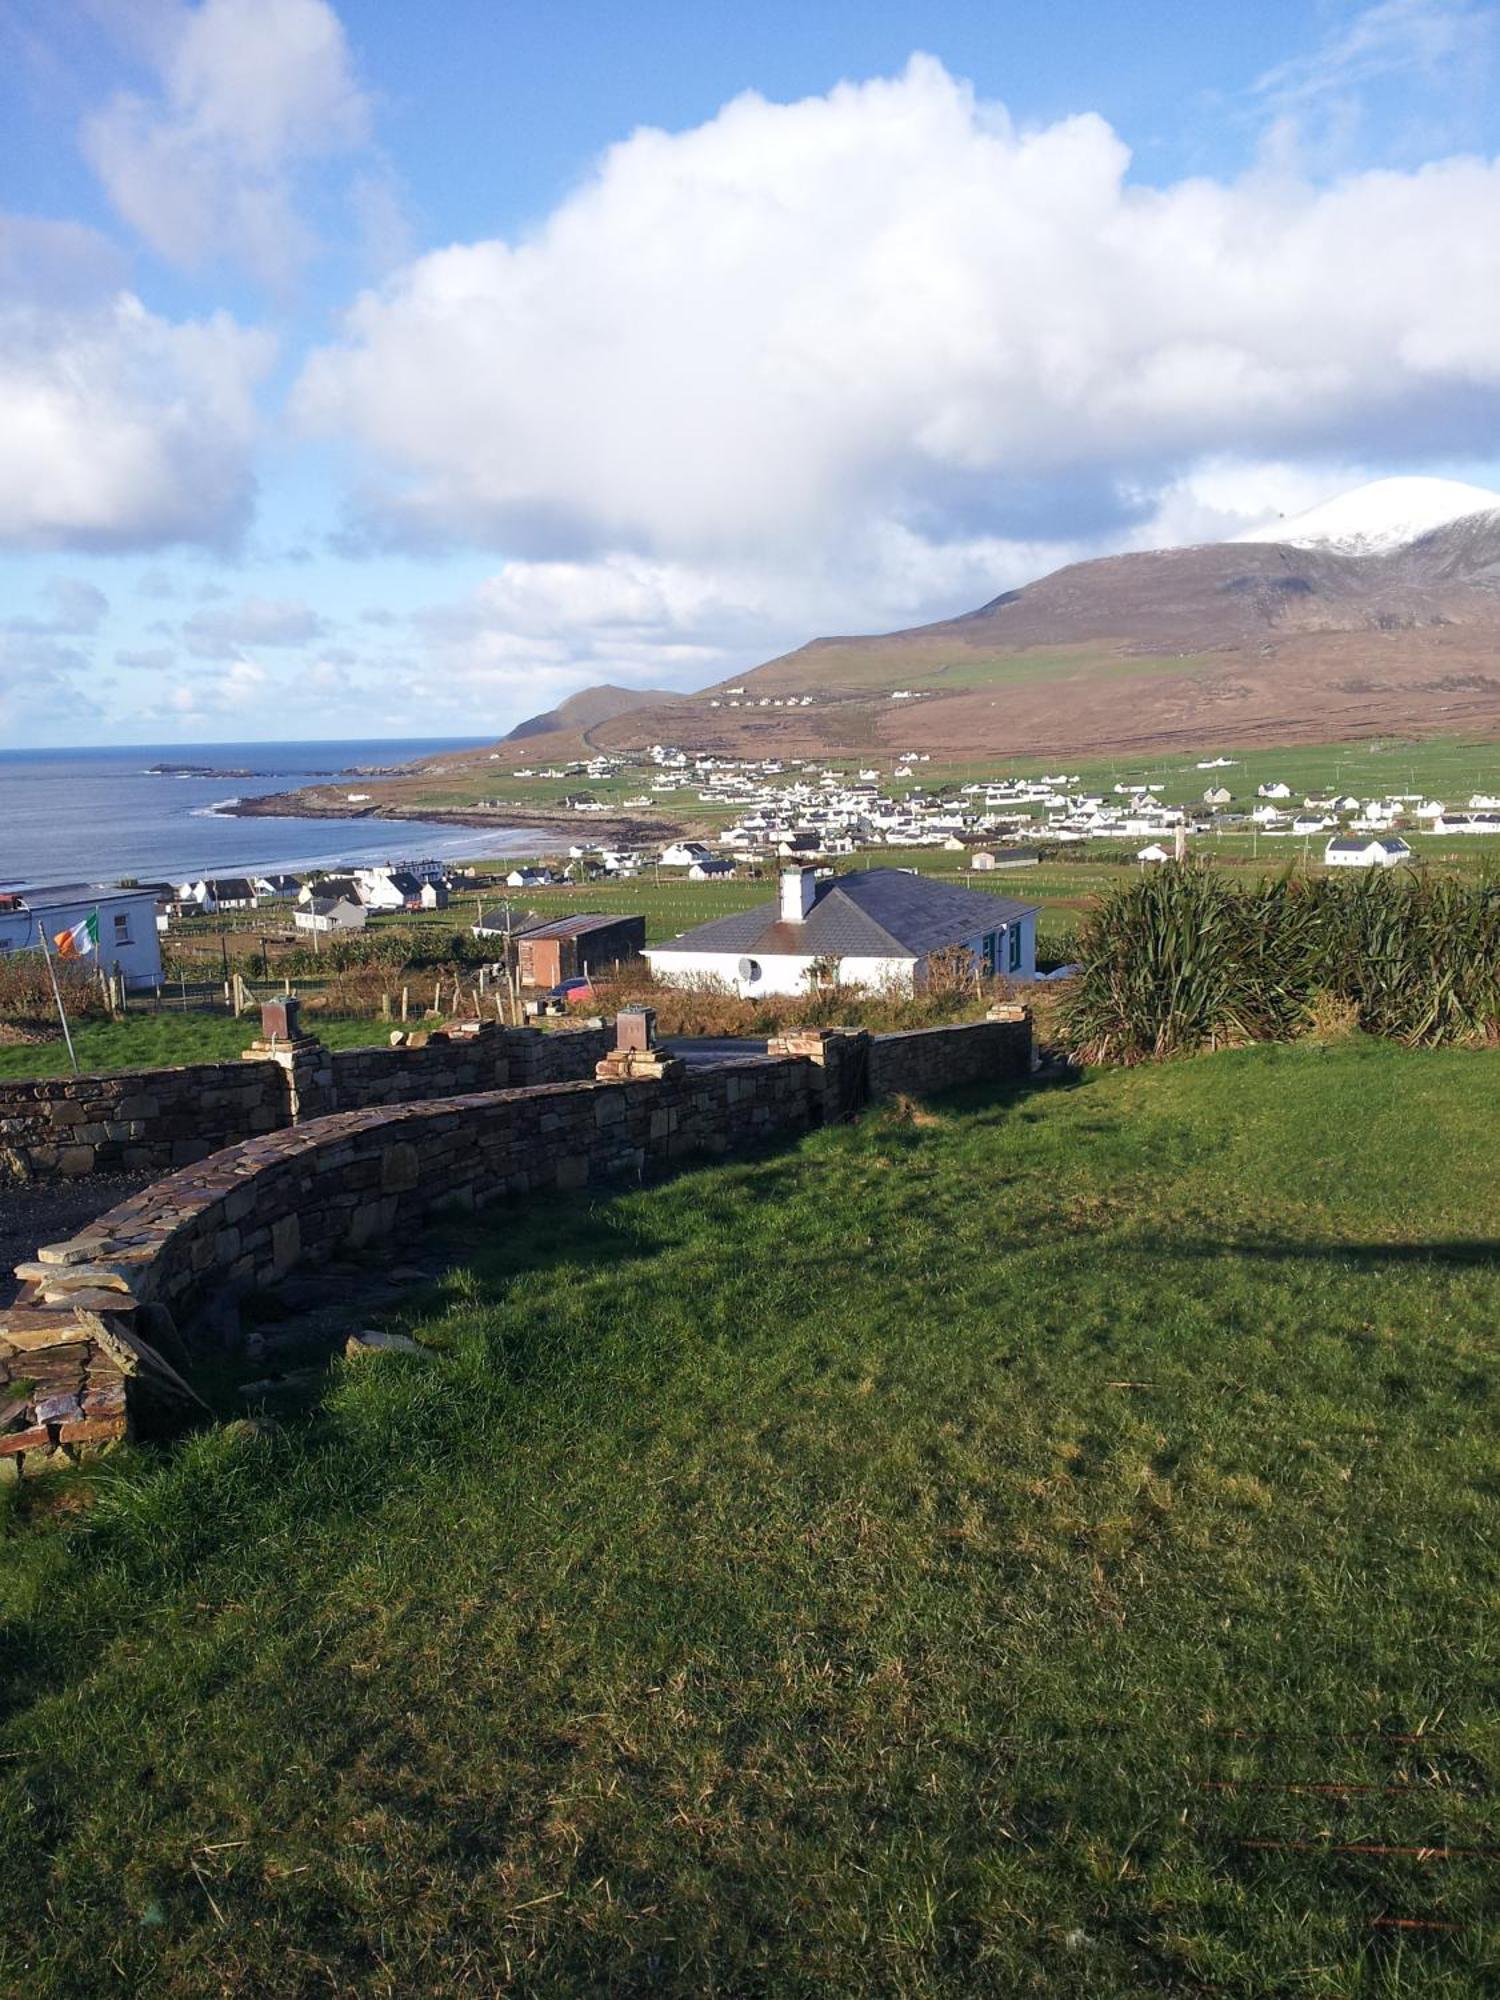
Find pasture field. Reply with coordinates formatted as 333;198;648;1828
0;1015;397;1082
1;1040;1498;1994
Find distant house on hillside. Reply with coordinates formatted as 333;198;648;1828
688;858;737;880
1202;786;1233;807
645;867;1038;998
299;876;361;908
353;867;424;911
179;877;257;912
1324;834;1413;869
295;896;367;934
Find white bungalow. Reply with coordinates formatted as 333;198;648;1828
645;867;1038;998
1324;835;1413;869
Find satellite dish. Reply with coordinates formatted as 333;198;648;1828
737;957;761;983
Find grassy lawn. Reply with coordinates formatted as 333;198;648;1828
0;1013;397;1081
2;1039;1499;1993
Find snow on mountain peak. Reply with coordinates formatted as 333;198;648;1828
1232;476;1500;557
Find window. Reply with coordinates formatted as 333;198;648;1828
113;912;132;944
1008;923;1023;972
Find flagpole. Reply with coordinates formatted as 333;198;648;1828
37;922;80;1075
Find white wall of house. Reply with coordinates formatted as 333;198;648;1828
645;914;1036;998
1325;841;1411;868
353;868;407;910
0;891;164;986
294;899;367;933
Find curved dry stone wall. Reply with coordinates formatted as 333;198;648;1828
1;1008;1031;1480
0;1017;609;1183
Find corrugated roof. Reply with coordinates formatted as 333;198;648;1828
520;913;645;940
650;869;1039;960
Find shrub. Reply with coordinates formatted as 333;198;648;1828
1059;864;1500;1063
594;961;1017;1037
0;951;110;1028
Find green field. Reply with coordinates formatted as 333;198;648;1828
0;1014;397;1082
380;729;1500;830
2;1040;1499;1993
919;733;1500;812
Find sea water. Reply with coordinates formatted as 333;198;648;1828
0;738;535;888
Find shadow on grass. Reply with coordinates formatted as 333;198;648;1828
0;1069;1085;1728
1149;1237;1500;1272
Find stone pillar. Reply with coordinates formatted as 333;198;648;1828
241;998;335;1123
766;1026;870;1123
595;1008;682;1082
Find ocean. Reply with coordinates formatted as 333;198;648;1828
0;738;537;889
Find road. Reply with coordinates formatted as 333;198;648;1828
661;1036;769;1066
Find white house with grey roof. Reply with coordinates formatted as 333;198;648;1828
1324;834;1413;868
644;867;1038;998
0;885;163;986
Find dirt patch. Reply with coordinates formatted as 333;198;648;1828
0;1171;155;1309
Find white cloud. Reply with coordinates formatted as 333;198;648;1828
181;595;327;658
0;634;99;735
83;0;372;283
1115;457;1383;550
406;530;1093;721
297;54;1500;577
3;578;110;636
1254;1;1496;171
0;227;272;549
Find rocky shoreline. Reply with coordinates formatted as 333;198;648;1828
225;787;681;849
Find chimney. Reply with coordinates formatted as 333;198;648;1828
779;867;816;924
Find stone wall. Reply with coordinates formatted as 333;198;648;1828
0;1020;610;1183
767;1008;1033;1114
18;1056;816;1349
321;1020;609;1107
0;1061;285;1182
2;1009;1032;1475
866;1010;1033;1099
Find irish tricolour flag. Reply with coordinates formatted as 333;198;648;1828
53;910;99;959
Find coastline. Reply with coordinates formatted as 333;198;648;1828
225;787;683;850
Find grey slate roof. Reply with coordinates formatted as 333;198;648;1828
651;869;1039;961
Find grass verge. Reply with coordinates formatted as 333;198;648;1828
1;1040;1498;1993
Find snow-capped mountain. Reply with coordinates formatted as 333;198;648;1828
1234;476;1500;557
509;472;1500;769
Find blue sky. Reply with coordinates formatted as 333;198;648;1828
1;0;1498;746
